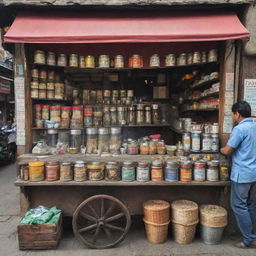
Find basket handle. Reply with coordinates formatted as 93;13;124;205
143;218;170;226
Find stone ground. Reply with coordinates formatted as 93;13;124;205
0;163;256;256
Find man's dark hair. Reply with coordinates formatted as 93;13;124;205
232;101;251;118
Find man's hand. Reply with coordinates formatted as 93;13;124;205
220;145;234;156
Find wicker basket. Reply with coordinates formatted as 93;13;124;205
143;200;170;224
200;205;228;228
171;200;198;225
172;220;198;245
143;218;170;244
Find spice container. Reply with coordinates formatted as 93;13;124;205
85;55;95;68
57;54;67;66
165;54;176;66
114;55;124;68
34;50;45;64
60;162;73;181
136;104;144;125
98;128;109;153
45;161;59;181
117;107;127;125
47;52;56;66
180;161;192;182
182;132;191;152
69;54;78;67
84;107;93;127
47;129;58;148
60;106;72;128
50;105;61;123
87;162;104;181
109;127;122;154
71;106;83;129
202;133;212;152
191;131;201;151
110;107;118;125
42;105;50;120
157;140;166;155
54;82;64;99
211;133;219;152
127;140;139;155
122;162;135;182
208;49;218;62
28;161;45;181
177;53;187;66
192;52;201;64
74;161;86;181
194;161;206;181
106;162;121;181
128;106;136;125
140;140;149;155
99;55;110;68
103;106;111;127
145;106;152;124
69;129;82;154
207;160;219;181
137;162;150;182
151;160;163;181
165;160;179;181
38;89;46;99
86;128;98;154
93;107;103;127
79;56;86;68
150;54;160;67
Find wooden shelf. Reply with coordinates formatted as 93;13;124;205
15;179;230;187
31;63;64;71
181;108;219;113
190;150;219;154
32;98;71;103
190;91;219;101
190;78;219;91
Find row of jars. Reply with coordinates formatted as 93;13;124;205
34;49;218;69
22;159;229;182
182;132;219;152
31;69;62;82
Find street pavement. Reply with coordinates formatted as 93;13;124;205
0;163;256;256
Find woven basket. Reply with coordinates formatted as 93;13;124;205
171;200;198;225
172;220;198;245
143;200;170;224
200;205;228;228
143;218;170;244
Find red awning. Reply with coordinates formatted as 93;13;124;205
4;11;249;43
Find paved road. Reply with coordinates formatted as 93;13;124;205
0;163;255;256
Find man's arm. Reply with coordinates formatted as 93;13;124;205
220;145;234;156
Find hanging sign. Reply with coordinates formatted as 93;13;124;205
244;79;256;117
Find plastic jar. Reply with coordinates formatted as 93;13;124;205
152;104;160;124
136;104;144;125
45;161;59;181
180;161;192;182
85;55;95;68
140;140;149;155
202;133;212;152
93;107;103;127
157;140;166;155
194;161;206;181
42;105;50;120
84;107;93;127
98;128;109;153
60;162;73;181
87;162;104;181
86;128;98;154
57;54;67;66
149;139;158;155
54;83;64;100
71;106;83;129
182;132;191;152
211;133;219;152
137;162;150;182
69;129;82;154
60;106;72;128
127;140;139;155
74;161;86;181
207;160;219;181
47;129;58;148
165;160;179;181
191;131;201;151
106;162;121;181
151;161;163;181
29;161;45;181
110;107;118;126
109;127;122;154
50;106;61;123
122;162;135;182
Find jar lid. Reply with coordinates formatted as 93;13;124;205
73;106;83;110
29;161;44;167
86;127;98;135
110;127;121;134
47;129;58;134
75;163;84;167
35;50;44;54
137;104;144;110
61;162;71;165
61;106;72;110
202;133;211;137
75;160;84;164
194;161;205;167
179;53;187;56
145;106;151;111
107;161;118;165
99;55;109;57
70;129;82;135
50;106;61;110
192;131;201;134
47;51;55;55
86;55;94;58
208;160;219;166
166;160;178;167
46;161;59;165
138;161;149;167
123;161;134;166
98;128;109;135
110;107;117;111
58;53;66;56
70;53;78;56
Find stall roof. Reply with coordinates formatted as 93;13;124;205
4;11;249;43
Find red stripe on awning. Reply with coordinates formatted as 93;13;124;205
4;11;249;43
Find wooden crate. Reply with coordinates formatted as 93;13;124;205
18;214;62;250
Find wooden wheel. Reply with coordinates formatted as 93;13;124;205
72;194;131;249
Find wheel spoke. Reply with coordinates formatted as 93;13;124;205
100;198;104;217
91;226;101;243
78;224;97;233
80;211;97;222
103;203;115;218
106;212;125;223
88;204;99;218
105;223;125;232
103;227;114;242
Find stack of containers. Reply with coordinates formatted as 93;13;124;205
199;205;227;244
143;200;170;244
171;200;199;244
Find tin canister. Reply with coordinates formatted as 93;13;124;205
34;50;45;64
85;55;95;68
47;52;56;66
165;161;179;181
114;55;124;68
57;54;67;67
165;54;176;66
69;54;78;67
136;162;150;182
194;161;206;182
151;161;163;181
180;161;192;182
29;161;44;181
122;162;135;182
99;55;110;68
46;161;59;181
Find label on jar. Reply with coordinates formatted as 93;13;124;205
74;167;86;181
165;167;178;181
183;136;191;151
202;138;211;151
60;166;72;181
137;167;150;182
192;137;200;151
46;167;59;181
122;167;135;182
194;167;205;181
151;168;163;181
180;168;192;181
207;168;219;181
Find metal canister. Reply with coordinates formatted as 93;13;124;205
79;56;86;68
99;55;110;68
45;161;59;181
208;49;218;62
114;55;124;68
137;162;150;182
182;132;191;152
60;162;73;181
85;55;95;68
151;160;163;181
177;53;187;66
34;50;45;64
47;52;56;66
57;54;67;66
69;54;78;67
180;161;192;182
165;54;176;66
122;161;135;182
192;51;201;64
194;161;206;182
74;161;86;181
165;160;179;181
150;54;160;67
207;160;219;181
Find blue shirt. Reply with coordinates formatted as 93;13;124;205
227;118;256;183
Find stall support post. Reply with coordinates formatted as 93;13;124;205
20;186;30;217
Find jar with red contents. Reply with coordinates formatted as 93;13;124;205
60;106;72;128
180;161;192;182
46;161;59;181
151;160;163;181
84;107;93;127
71;106;84;129
129;55;143;68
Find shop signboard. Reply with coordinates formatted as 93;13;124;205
244;79;256;117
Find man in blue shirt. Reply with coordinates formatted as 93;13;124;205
221;101;256;248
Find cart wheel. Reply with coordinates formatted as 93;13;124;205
72;194;131;249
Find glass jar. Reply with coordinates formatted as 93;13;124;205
150;54;160;67
145;106;152;124
79;56;86;68
47;129;58;148
211;133;219;152
99;55;110;68
42;105;50;120
47;90;55;100
96;90;103;104
122;162;135;182
31;81;39;89
136;104;144;125
208;49;218;62
84;107;93;127
69;130;82;154
50;106;61;123
182;132;191;152
177;53;187;66
152;104;160;124
39;82;47;90
114;55;124;68
103;106;111;127
165;54;176;66
130;54;143;68
45;161;59;181
38;89;46;99
157;140;166;155
137;162;150;182
34;50;45;64
128;106;136;125
117;107;127;126
103;90;111;105
54;82;64;100
57;130;69;154
89;90;96;105
82;89;90;105
47;52;56;66
60;106;72;128
93;107;103;127
39;69;47;81
71;106;83;129
98;128;109;153
111;90;119;105
35;104;42;120
109;127;122;154
187;53;193;65
57;54;67;66
110;107;118;126
140;140;149;155
151;160;163;181
201;52;207;63
106;162;121;181
180;161;192;182
127;140;139;155
86;128;98;154
202;133;212;152
165;160;179;181
69;54;78;67
85;55;95;68
60;162;73;181
31;68;39;79
194;161;206;182
87;162;104;181
191;131;201;151
149;139;158;155
219;162;229;181
207;160;219;181
192;51;201;64
74;161;86;181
